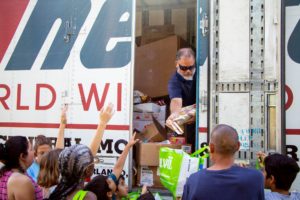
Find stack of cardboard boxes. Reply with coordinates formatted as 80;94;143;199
133;25;191;188
133;103;166;133
135;26;188;98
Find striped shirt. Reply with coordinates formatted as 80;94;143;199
0;170;43;200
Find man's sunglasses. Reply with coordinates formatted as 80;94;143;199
179;65;195;71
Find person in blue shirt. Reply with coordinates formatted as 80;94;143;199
26;107;67;182
167;48;196;151
182;124;265;200
261;153;300;200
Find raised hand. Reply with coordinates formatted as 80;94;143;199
127;132;139;147
60;104;68;124
99;103;114;125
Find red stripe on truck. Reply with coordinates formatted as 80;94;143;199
286;129;300;135
0;122;129;130
199;127;208;133
0;0;29;63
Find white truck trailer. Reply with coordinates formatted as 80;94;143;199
0;0;299;190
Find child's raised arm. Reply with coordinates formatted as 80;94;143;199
90;103;114;156
113;132;139;179
55;104;68;149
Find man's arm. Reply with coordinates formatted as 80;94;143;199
55;105;67;149
90;103;114;156
168;73;183;114
112;132;139;179
170;98;183;114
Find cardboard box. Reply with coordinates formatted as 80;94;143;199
135;36;188;97
134;103;161;113
133;105;166;121
133;120;165;132
136;123;166;143
136;115;168;143
136;166;164;188
141;25;175;45
181;144;192;154
136;143;181;166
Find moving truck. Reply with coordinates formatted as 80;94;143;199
0;0;299;190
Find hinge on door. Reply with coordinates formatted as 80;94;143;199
200;13;209;36
64;17;77;43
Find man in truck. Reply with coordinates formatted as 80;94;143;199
167;48;197;151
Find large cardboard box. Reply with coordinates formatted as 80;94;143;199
133;119;165;133
141;25;175;45
133;104;166;132
136;166;164;188
135;36;188;97
136;143;181;166
135;123;166;143
133;105;166;121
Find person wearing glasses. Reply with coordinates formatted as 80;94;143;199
167;48;197;151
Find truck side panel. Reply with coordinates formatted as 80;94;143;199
0;0;135;181
285;1;300;190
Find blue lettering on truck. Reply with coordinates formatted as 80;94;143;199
5;0;132;71
286;0;300;64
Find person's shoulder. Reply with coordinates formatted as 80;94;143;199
8;172;33;187
234;166;262;175
232;166;264;181
187;170;207;182
264;191;300;200
291;191;300;199
84;191;97;200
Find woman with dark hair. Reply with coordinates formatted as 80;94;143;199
0;136;43;200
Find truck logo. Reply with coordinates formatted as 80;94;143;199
286;0;300;64
0;0;132;70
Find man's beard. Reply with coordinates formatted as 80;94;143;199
178;69;195;80
182;75;194;80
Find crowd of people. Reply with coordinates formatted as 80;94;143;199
0;104;154;200
1;118;299;200
182;124;300;200
0;105;299;199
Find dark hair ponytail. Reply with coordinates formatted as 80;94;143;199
49;144;93;200
0;136;29;176
0;143;8;161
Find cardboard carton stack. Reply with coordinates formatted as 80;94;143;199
135;35;188;97
133;103;166;133
135;127;182;188
133;25;191;188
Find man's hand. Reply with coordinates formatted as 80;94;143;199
99;103;114;125
166;113;184;135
